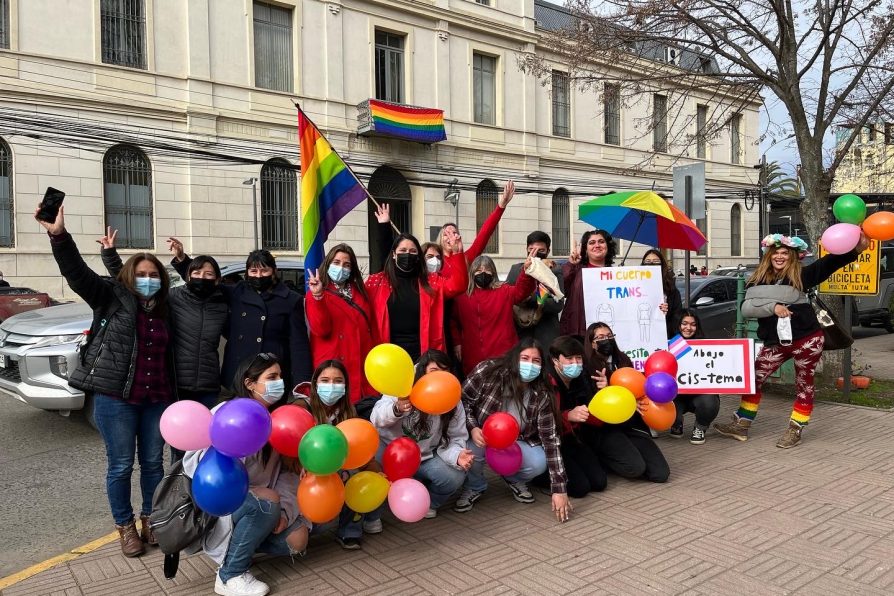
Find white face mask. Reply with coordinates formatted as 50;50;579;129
255;378;285;404
426;257;442;274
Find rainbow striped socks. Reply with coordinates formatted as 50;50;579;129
735;393;761;422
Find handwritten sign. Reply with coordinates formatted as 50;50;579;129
818;240;880;295
582;266;668;371
677;338;756;394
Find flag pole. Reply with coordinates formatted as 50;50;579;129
295;102;400;235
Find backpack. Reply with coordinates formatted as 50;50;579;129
149;459;217;579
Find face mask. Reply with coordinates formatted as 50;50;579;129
426;257;442;274
562;363;583;379
317;383;346;405
255;378;285;404
474;272;494;288
395;253;419;272
596;339;615;355
328;264;351;284
518;361;541;382
187;278;216;299
248;275;274;292
135;277;161;299
535;251;548;260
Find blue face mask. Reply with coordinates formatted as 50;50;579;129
519;361;541;382
317;383;346;406
135;277;161;299
562;363;583;379
328;264;351;284
257;378;285;404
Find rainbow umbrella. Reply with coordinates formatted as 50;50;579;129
578;191;706;252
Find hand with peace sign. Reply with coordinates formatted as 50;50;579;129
96;226;118;249
307;269;323;298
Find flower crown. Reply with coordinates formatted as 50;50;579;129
760;234;810;259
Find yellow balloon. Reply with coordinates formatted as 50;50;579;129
364;343;414;397
344;471;390;513
588;386;637;424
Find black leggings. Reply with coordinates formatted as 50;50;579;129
584;426;670;483
673;394;721;429
561;439;607;497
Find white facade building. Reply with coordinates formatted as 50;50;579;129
0;0;760;299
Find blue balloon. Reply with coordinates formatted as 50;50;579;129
210;398;272;458
645;372;678;404
193;447;249;517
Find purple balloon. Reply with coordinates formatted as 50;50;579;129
645;372;678;404
485;442;523;476
210;398;272;458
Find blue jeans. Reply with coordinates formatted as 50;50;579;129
464;440;547;493
92;394;166;526
415;454;466;509
220;494;281;582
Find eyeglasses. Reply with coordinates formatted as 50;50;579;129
591;334;615;342
643;260;662;265
251;352;277;367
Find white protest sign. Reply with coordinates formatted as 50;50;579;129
676;339;756;394
582;266;668;371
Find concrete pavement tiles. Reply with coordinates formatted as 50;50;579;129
4;393;894;595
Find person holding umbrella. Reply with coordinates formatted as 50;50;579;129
560;229;618;339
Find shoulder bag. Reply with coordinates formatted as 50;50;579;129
807;290;854;351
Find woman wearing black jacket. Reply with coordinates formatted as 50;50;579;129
38;209;175;559
641;249;683;339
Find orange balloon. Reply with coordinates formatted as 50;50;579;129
337;418;380;470
610;367;646;398
640;398;677;431
297;473;345;523
862;211;894;241
409;371;462;415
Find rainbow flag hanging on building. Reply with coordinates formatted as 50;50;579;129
359;99;447;143
299;108;367;278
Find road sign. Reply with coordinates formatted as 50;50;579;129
672;163;705;220
818;239;881;295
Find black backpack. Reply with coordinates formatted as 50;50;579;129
149;459;217;579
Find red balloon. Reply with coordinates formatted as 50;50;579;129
482;412;520;449
269;405;315;457
382;437;421;481
645;351;678;377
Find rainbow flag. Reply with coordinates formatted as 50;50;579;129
364;99;446;143
299;108;367;278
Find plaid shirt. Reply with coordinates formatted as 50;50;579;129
462;361;567;494
128;308;173;405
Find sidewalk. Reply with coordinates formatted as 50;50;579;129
4;394;894;595
853;329;894;380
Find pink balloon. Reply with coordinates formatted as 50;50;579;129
485;442;523;476
821;223;862;255
387;478;431;522
160;400;212;451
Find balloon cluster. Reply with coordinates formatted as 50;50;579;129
587;351;678;430
823;194;894;254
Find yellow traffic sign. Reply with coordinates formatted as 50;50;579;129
819;239;881;295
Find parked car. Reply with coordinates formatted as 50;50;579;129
710;265;757;278
675;276;740;338
0;287;54;321
0;259;304;423
855;242;894;331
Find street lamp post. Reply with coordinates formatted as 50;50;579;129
243;177;259;249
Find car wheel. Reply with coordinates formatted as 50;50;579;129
81;393;98;430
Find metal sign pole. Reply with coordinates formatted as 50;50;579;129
843;296;853;402
684;175;692;308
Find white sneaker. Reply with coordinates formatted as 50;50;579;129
362;518;383;534
424;508;437;519
215;571;270;596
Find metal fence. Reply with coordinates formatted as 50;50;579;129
0;138;12;247
103;145;153;249
476;179;499;254
100;0;146;69
261;160;299;251
253;1;293;92
552;188;571;256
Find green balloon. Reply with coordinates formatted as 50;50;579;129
833;194;866;225
298;424;348;474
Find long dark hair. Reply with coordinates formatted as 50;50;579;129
642;248;675;297
306;359;357;425
230;352;286;467
584;321;631;374
405;350;458;448
116;253;171;317
580;229;617;267
384;233;433;295
676;308;706;339
319;243;368;301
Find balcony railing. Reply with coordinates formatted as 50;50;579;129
357;99;447;144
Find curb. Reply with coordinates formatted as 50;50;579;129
0;531;118;591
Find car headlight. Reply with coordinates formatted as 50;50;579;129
50;356;69;379
32;334;85;348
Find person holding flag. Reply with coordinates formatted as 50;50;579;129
668;309;719;445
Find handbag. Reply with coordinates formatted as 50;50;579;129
807;291;853;351
513;299;544;328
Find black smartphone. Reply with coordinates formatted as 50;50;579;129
37;187;65;223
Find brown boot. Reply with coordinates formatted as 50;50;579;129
140;515;157;546
713;415;751;441
776;422;803;449
116;520;145;557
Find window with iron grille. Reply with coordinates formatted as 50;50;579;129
730;113;742;164
476;179;499;254
473;53;497;125
104;145;152;249
375;31;405;103
0;0;9;50
696;215;708;257
100;0;147;69
552;71;571;137
253;1;293;93
552;188;571;256
696;104;707;159
653;94;668;152
730;203;742;257
0;138;13;247
261;159;299;251
475;0;491;5
603;83;621;145
886;123;894;145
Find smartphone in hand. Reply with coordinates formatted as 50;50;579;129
36;187;65;223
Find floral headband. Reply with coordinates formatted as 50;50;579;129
760;234;810;259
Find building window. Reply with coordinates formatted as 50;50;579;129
104;145;152;249
730;203;742;257
100;0;147;69
886;123;894;145
253;1;293;93
696;215;707;257
367;166;412;273
868;125;877;143
475;0;491;4
0;0;9;50
260;159;299;251
473;53;497;126
0;138;12;247
603;83;621;145
731;113;742;164
552;188;571;256
696;104;707;159
552;71;571;137
653;94;668;153
375;31;405;103
476;179;499;254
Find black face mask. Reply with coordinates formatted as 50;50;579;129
395;253;419;273
187;278;217;299
474;272;494;288
596;339;615;355
535;251;549;259
247;275;274;292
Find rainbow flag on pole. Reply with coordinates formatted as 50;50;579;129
299;107;367;279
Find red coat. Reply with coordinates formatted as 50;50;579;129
365;252;468;353
450;270;536;375
305;286;376;403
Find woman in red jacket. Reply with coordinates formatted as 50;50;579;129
306;244;375;403
451;252;536;375
437;180;517;265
